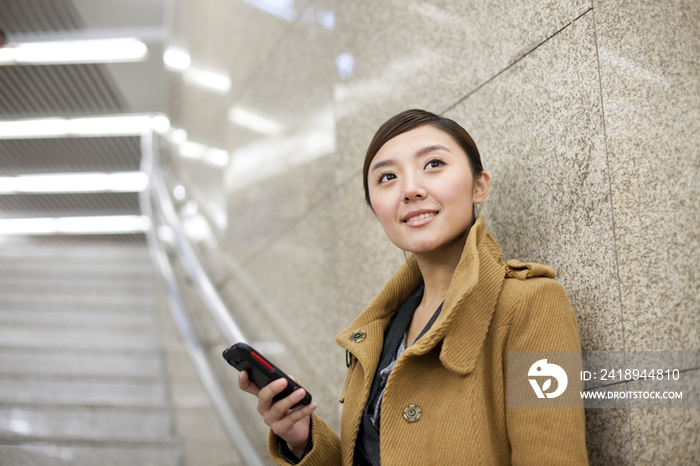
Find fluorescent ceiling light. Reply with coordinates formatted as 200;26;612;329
178;141;207;159
70;115;153;136
183;67;231;93
168;128;188;144
243;0;297;22
163;48;229;94
225;105;335;192
317;9;335;30
182;214;215;243
0;38;148;65
178;141;230;167
0;119;70;138
0;114;170;139
0;215;151;235
173;184;186;201
163;47;191;71
228;106;283;136
151;115;171;134
0;172;148;195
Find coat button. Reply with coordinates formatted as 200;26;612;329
350;330;366;342
403;405;421;423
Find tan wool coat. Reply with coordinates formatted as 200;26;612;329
268;217;589;465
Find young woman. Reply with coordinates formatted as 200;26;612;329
238;109;589;465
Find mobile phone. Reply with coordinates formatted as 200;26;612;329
223;342;312;408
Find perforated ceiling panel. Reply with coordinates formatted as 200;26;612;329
0;137;141;175
0;0;148;242
0;0;82;33
0;64;125;118
0;192;140;219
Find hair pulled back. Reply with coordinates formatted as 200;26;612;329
362;109;484;207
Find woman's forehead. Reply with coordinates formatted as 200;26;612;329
374;125;463;160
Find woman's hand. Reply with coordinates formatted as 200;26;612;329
238;371;317;458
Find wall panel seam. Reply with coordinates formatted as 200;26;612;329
440;7;594;115
590;5;633;465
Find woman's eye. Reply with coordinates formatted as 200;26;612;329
378;173;396;183
425;158;444;169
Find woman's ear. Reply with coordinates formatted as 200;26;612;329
473;171;490;204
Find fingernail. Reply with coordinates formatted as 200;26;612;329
275;379;286;388
294;389;305;399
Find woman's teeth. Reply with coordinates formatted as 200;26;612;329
406;212;436;222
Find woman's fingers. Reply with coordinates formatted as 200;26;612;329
237;374;315;447
275;397;316;426
255;378;286;415
270;401;316;437
237;371;260;396
263;385;304;419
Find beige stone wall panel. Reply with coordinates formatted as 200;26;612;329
333;0;593;180
446;13;623;353
585;408;634;466
223;0;338;263
593;0;700;353
629;407;700;466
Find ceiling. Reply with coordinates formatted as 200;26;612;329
0;0;167;242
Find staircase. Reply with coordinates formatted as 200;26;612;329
0;242;183;465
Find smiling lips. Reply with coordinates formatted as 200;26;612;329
403;211;438;226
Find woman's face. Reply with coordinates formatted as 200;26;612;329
367;125;489;257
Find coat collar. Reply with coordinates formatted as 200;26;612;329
336;216;506;376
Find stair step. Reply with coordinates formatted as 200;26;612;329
0;266;155;280
0;309;156;327
0;376;168;407
0;246;152;261
0;259;154;273
0;280;155;298
0;327;161;351
0;243;189;463
0;348;163;378
0;440;181;466
0;293;156;308
0;277;155;287
0;299;154;312
0;405;173;442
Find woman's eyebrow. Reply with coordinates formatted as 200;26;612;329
414;144;450;157
370;158;394;173
370;144;451;173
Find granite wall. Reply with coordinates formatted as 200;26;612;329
164;0;700;464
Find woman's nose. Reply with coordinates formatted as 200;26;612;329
402;175;427;202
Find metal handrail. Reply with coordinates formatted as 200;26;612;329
139;130;266;466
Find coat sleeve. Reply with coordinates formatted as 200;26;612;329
504;278;589;466
267;413;341;466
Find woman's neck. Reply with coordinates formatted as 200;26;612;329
405;234;466;344
414;230;468;307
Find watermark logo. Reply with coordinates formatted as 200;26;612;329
509;351;695;408
528;359;568;398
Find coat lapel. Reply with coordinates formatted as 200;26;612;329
336;217;506;377
336;255;422;382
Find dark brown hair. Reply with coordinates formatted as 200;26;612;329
362;109;484;207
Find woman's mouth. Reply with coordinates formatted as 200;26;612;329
403;211;437;225
405;212;436;222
